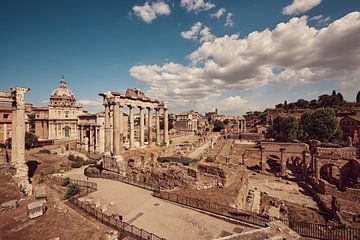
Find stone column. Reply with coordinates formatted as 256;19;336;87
280;147;286;177
104;103;111;154
148;108;153;145
89;126;94;152
139;106;145;147
260;145;266;172
244;120;247;132
113;102;122;156
314;157;320;180
164;108;169;145
156;108;160;144
129;105;135;149
11;87;32;195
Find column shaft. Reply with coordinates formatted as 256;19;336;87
113;103;121;156
148;108;153;145
129;106;135;149
140;107;145;147
164;108;169;145
104;104;111;153
156;109;160;144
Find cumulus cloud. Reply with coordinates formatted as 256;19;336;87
180;0;215;13
211;8;226;18
133;1;171;23
225;13;234;27
181;22;215;43
130;12;360;113
282;0;321;15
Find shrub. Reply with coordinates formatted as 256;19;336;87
62;177;70;186
71;161;83;168
75;156;84;162
205;156;215;162
68;154;76;161
64;183;80;199
38;149;51;154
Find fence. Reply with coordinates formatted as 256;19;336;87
154;191;360;240
69;197;165;240
85;171;160;192
49;174;165;240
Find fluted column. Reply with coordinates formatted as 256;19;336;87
148;108;153;145
129;105;135;149
156;108;160;144
140;106;145;147
89;126;94;152
164;108;169;145
113;102;121;156
104;103;111;154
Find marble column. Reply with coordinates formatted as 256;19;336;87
164;108;169;145
104;103;111;154
11;87;32;195
113;102;121;156
148;108;153;145
89;126;94;152
129;105;135;149
139;106;145;147
280;147;286;176
156;109;160;144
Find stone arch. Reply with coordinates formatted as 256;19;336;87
320;163;342;188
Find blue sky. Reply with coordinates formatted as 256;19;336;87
0;0;360;114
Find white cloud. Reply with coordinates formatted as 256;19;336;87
225;13;234;27
180;0;215;13
130;12;360;113
181;22;215;43
211;8;226;18
133;1;171;23
78;99;103;106
282;0;321;15
215;96;248;112
310;14;330;25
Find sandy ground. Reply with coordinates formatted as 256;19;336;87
64;168;251;240
248;172;318;210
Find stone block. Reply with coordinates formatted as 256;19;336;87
35;185;47;200
1;200;19;211
27;199;47;219
101;205;108;213
94;201;101;208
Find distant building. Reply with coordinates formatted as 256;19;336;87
33;77;85;140
340;115;360;144
0;103;30;144
174;110;202;132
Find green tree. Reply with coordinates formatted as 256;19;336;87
300;108;341;142
25;132;39;149
266;116;298;142
213;120;225;132
357;91;360;103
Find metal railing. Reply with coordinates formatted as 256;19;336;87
69;197;165;240
85;172;160;191
49;174;165;240
154;191;360;240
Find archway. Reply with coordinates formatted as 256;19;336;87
320;164;341;188
64;126;71;138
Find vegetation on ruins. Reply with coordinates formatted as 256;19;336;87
266;116;299;142
38;148;51;154
275;90;358;111
213;120;225;132
64;183;80;199
68;154;96;168
267;108;342;143
300;108;341;142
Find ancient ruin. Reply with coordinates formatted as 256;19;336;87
0;87;32;195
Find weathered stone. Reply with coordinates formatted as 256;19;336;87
27;199;47;219
35;185;47;200
1;200;19;211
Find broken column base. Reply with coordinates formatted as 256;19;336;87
15;165;32;196
102;154;124;173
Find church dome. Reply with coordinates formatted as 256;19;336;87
51;78;74;98
49;77;77;107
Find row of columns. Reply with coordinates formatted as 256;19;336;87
104;102;169;156
78;125;98;152
236;119;246;133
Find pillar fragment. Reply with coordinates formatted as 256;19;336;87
148;108;153;145
129;105;135;149
140;106;145;147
